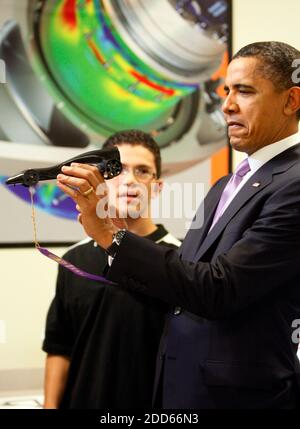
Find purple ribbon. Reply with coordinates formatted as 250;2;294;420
37;246;116;285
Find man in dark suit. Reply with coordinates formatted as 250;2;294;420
57;41;300;409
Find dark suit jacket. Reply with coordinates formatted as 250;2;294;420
108;144;300;409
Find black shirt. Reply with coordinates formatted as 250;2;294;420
42;225;180;409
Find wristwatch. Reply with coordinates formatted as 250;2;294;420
106;229;127;258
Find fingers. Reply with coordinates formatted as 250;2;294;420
56;180;92;209
57;173;92;194
71;162;105;182
56;180;81;200
63;163;104;188
57;163;108;199
59;165;97;191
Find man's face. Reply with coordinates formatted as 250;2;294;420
222;57;290;155
105;143;160;218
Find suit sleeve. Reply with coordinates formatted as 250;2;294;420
107;178;300;320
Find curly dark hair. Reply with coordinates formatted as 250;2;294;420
102;129;161;178
233;41;300;119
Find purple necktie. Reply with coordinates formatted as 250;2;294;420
209;157;250;231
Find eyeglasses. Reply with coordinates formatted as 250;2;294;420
119;165;156;182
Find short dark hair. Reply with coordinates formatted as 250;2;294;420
102;129;162;178
232;41;300;119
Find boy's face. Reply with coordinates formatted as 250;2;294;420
105;143;161;219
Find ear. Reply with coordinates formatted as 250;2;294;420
151;179;163;199
284;86;300;117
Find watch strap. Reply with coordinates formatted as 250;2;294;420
106;229;127;258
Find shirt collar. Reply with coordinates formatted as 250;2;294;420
248;131;300;173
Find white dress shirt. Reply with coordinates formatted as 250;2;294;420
219;131;300;217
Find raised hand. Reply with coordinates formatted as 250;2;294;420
56;162;118;249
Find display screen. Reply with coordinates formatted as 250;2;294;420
39;0;196;135
0;177;76;220
0;0;230;243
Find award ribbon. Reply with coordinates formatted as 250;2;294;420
29;186;115;285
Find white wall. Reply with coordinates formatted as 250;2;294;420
0;247;64;370
0;246;65;392
1;0;300;392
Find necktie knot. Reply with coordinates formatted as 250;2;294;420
235;158;250;178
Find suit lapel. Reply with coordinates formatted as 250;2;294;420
194;143;300;262
194;171;272;261
180;176;229;260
